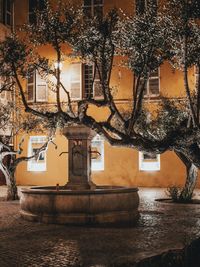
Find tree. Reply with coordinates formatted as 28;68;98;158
0;87;55;200
159;0;200;199
0;0;199;201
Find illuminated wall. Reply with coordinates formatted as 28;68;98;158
5;0;199;188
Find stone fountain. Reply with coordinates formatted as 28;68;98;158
20;125;139;225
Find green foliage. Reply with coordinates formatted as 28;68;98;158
0;34;31;78
161;0;200;69
119;12;166;77
26;0;81;48
166;185;193;203
166;186;182;202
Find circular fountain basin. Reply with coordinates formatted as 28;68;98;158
20;186;139;225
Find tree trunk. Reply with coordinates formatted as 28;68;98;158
0;163;19;201
180;163;198;201
175;151;198;202
6;172;19;201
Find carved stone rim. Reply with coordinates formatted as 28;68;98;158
21;186;139;195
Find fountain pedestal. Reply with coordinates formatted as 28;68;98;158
63;125;95;190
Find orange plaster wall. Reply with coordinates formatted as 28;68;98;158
92;143;185;188
16;133;200;189
14;0;199;188
16;134;69;186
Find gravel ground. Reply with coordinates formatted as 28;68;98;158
0;186;200;267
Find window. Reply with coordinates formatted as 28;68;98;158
27;71;48;102
91;134;104;171
27;136;47;172
188;1;200;18
0;90;11;103
0;77;12;103
135;0;146;14
195;66;199;91
69;63;103;100
70;63;82;100
135;0;157;15
84;64;103;99
83;0;103;18
28;0;46;24
144;68;160;97
139;152;160;171
0;0;12;26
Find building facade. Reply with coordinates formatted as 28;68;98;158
0;0;199;188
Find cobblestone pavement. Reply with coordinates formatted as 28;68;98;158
0;186;200;267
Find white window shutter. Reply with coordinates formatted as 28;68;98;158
36;71;48;102
70;63;82;100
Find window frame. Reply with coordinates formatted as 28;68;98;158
135;0;158;15
83;0;103;18
28;0;46;24
84;63;103;99
0;0;12;26
144;67;160;97
70;63;82;100
27;70;48;103
0;76;12;103
139;151;160;171
91;134;104;171
27;136;47;172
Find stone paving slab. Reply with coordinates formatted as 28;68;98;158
0;186;200;266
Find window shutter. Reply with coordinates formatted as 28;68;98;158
148;68;159;95
27;72;35;102
70;63;82;100
93;66;103;98
0;0;3;23
29;0;46;24
5;0;11;25
36;71;48;102
135;0;145;15
84;64;93;98
195;66;199;90
84;64;103;99
93;0;103;18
